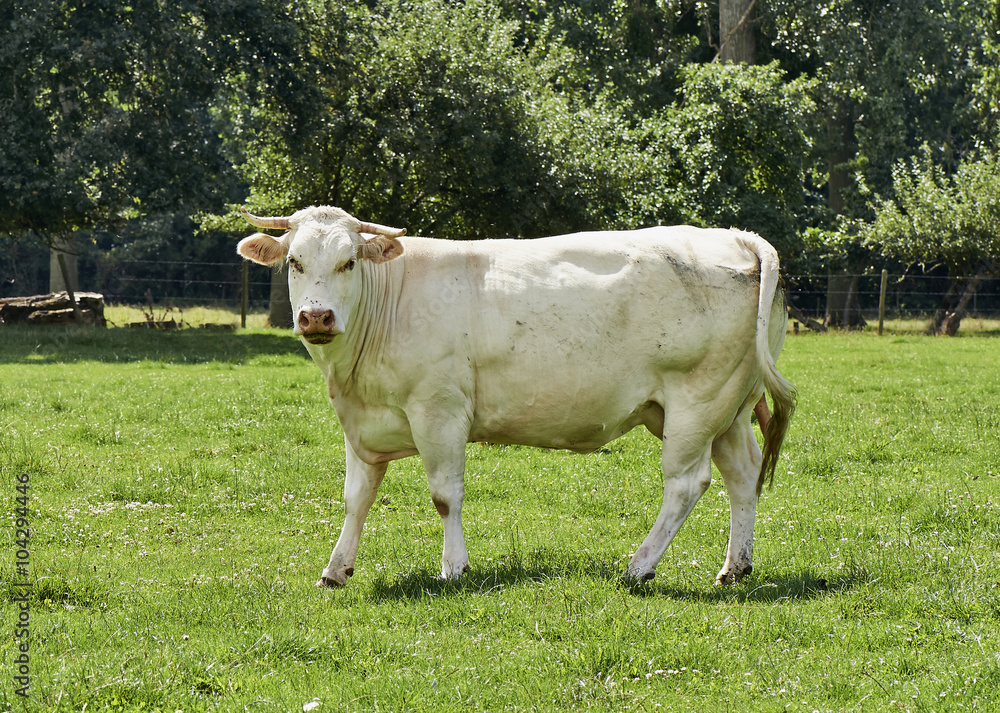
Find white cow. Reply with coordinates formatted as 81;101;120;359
237;206;795;588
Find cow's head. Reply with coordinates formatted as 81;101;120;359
237;206;405;345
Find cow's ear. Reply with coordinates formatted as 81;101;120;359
358;236;404;263
238;233;288;266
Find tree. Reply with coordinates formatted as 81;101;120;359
211;0;636;322
0;1;244;232
861;150;1000;334
764;0;992;207
758;0;998;326
497;0;699;114
0;0;310;298
652;62;818;256
217;0;645;240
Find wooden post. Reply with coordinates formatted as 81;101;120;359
878;268;888;335
241;261;249;329
57;253;84;325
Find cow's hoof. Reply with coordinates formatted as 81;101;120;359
316;567;354;588
622;568;656;584
714;564;752;587
440;563;470;581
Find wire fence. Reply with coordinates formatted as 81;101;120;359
784;272;1000;323
97;259;274;311
90;260;1000;322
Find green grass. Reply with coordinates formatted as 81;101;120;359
2;324;1000;711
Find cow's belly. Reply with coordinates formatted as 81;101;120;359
468;366;668;451
465;304;756;451
469;397;664;452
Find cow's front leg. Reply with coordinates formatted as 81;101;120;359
412;420;471;580
318;436;387;588
425;449;470;580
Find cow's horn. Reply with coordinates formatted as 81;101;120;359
241;206;291;231
359;221;406;238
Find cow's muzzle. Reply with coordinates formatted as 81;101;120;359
297;309;340;344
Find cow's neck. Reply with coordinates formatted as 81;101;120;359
320;258;402;400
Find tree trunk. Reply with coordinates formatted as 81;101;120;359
927;272;985;336
267;263;293;329
718;0;756;64
827;117;854;216
49;233;78;293
823;115;859;324
824;273;866;329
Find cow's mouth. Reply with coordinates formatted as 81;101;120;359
303;333;336;345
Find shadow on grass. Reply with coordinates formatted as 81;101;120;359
649;571;857;605
364;551;856;605
0;325;308;364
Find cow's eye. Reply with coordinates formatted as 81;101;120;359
288;257;304;274
341;258;356;272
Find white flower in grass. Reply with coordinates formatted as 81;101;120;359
303;700;321;712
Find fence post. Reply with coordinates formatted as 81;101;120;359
878;268;888;335
241;261;249;329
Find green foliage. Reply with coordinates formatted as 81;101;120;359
223;0;642;238
654;62;819;254
0;0;311;236
225;27;818;252
499;0;701;111
4;0;1000;278
798;227;869;274
972;1;1000;125
765;0;996;217
861;150;1000;273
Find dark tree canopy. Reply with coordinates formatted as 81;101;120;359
0;0;316;237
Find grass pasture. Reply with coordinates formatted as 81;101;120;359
2;323;1000;711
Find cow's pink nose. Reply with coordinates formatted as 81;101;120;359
298;309;335;334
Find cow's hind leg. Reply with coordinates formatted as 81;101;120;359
318;437;387;588
626;420;714;582
711;411;762;586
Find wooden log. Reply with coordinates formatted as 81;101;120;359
787;303;828;333
0;292;106;326
27;308;101;326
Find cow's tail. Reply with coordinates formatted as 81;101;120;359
737;232;796;496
